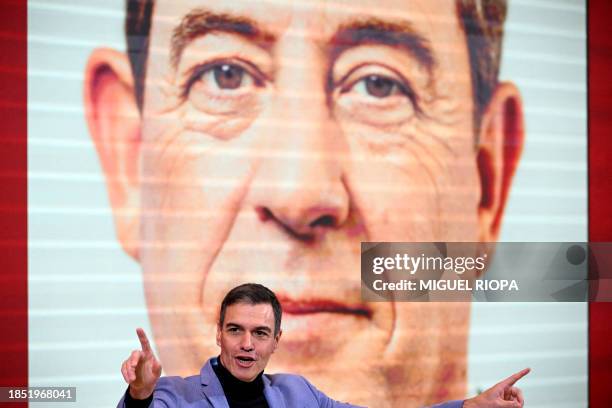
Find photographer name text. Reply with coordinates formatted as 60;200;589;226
372;279;519;292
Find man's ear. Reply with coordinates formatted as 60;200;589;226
216;324;222;347
273;330;282;352
477;82;524;242
84;48;141;260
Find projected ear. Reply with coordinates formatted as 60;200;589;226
477;82;524;242
84;48;141;260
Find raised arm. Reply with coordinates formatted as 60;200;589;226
121;328;163;400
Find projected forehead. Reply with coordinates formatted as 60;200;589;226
153;0;460;38
148;0;465;77
167;9;436;74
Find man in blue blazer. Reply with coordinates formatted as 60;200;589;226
118;284;528;408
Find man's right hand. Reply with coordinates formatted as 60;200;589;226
121;328;162;400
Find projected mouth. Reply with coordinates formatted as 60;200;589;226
278;297;372;318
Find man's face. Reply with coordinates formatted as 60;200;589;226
85;0;522;406
216;302;280;382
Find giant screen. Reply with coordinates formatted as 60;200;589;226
28;1;587;407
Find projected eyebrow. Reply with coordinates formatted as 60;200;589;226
169;11;435;75
170;8;275;69
330;18;436;73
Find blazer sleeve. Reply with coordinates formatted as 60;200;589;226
427;400;464;408
117;388;153;408
300;376;366;408
299;376;463;408
117;378;183;408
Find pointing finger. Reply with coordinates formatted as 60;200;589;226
137;328;152;353
498;368;531;388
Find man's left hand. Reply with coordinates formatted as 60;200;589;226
463;368;530;408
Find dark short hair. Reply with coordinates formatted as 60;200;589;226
125;0;507;130
219;283;282;336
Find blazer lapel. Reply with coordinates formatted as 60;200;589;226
263;375;287;408
200;359;230;408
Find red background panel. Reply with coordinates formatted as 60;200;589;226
0;0;28;407
589;0;612;407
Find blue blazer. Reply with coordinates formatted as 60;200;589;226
117;358;463;408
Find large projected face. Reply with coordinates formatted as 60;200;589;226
84;0;523;406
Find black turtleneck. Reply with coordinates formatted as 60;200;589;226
212;356;269;408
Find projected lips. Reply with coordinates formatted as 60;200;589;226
278;296;372;318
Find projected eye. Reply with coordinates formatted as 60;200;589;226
335;65;421;126
341;71;417;105
353;75;405;99
182;60;266;114
210;64;246;90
